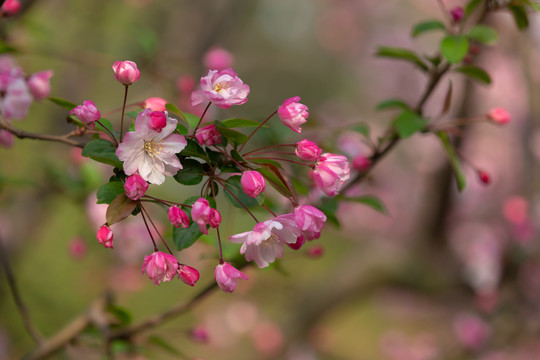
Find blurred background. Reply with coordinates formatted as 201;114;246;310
1;0;540;359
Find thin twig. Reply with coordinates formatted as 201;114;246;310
0;117;86;148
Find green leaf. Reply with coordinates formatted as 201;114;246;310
437;131;467;191
249;158;282;168
465;0;482;16
125;111;139;119
221;118;261;128
376;99;410;111
81;139;123;168
525;0;540;12
375;46;429;71
48;97;77;110
106;193;137;225
173;222;203;251
179;139;208;161
107;305;132;326
94;118;114;134
165;102;183;115
256;165;293;198
97;181;124;204
343;195;387;214
351;123;371;137
184;113;201;130
454;65;492;84
231;150;247;165
320;198;340;227
176;123;188;135
467;25;498;45
215;125;248;145
173;159;204;185
222;175;264;208
0;42;16;54
509;5;529;30
412;20;446;37
393;111;428;139
440;35;469;64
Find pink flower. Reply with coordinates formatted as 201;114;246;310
141;251;178;285
478;170;491;185
204;47;234;71
116;109;187;184
352;155;371;171
1;0;20;16
214;262;248;293
68;237;87;260
149;111;167;133
1;77;32;120
191;68;250;109
97;225;113;249
70;100;100;129
124;174;148;200
112;60;140;85
168;206;189;228
27;70;53;101
450;6;464;23
294;205;326;241
0;130;14;148
307;245;324;258
191;198;221;234
278;96;308;133
229;214;300;268
287;235;306;250
195;124;222;146
177;264;200;286
142;97;167;111
241;171;266;198
487;108;510;125
313;153;350;196
453;313;490;349
296;139;321;161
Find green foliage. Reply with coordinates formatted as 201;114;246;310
172;196;208;251
437;131;467;191
179;139;209;161
107;305;132;327
221;118;261;128
393;111;428;139
222;175;264;208
106;193;137;225
48;96;77;110
412;20;446;37
440;35;469;64
342;195;388;214
173;159;204;185
465;0;483;16
215;124;248;145
467;25;498;45
509;5;529;30
375;46;429;71
94;118;114;134
376;99;411;111
256;165;293;199
320;198;339;227
96;181;124;204
184;113;201;130
351;123;371;137
81;139;123;168
454;65;491;85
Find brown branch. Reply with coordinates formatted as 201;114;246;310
0;117;86;148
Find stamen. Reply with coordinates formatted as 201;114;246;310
143;139;163;159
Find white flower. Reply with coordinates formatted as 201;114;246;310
116;109;187;184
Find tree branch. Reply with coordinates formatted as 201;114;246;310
0;117;86;148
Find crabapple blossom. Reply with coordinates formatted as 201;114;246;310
148;111;167;133
307;245;324;258
191;198;221;234
214;262;249;293
112;60;140;85
478;170;491;185
195;124;222;146
0;0;20;16
191;68;250;109
295;139;321;161
124;174;148;200
142;97;167;111
287;235;306;250
177;264;200;286
141;251;178;285
229;214;301;268
1;77;32;120
450;6;464;22
116;109;187;185
278;96;308;133
168;206;189;228
204;47;234;71
352;154;371;171
0;130;14;148
96;225;113;249
453;313;490;350
70;100;100;129
241;171;266;198
312;153;351;196
27;70;53;101
487;107;510;125
294;205;326;241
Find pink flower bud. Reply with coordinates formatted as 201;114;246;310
1;0;20;16
141;251;178;285
287;235;306;250
112;60;140;85
209;209;221;228
191;198;221;234
190;326;209;342
241;171;266;198
278;96;308;133
195;124;222;146
352;155;371;171
142;97;167;111
70;100;100;129
27;70;53;101
168;206;190;228
294;205;326;241
450;6;464;23
148;111;167;132
68;237;87;260
487;108;510;125
313;153;351;196
453;313;490;350
124;174;148;200
214;262;248;293
0;129;14;148
177;264;200;286
478;170;491;185
204;47;234;71
97;225;113;249
307;245;324;258
295;139;321;161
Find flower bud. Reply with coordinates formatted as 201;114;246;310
209;209;221;228
214;262;249;293
487;107;510;125
192;198;221;234
142;97;167;111
313;153;351;196
204;47;234;71
0;130;14;148
453;313;490;350
241;171;266;198
27;70;53;101
141;251;178;285
96;225;113;249
287;235;306;250
1;0;20;16
278;96;308;133
112;60;140;85
352;155;371;172
190;327;209;342
478;170;491;185
70;100;100;129
124;174;148;200
450;6;464;23
168;206;190;228
195;124;222;146
149;111;167;132
295;139;321;161
177;264;200;286
307;245;324;258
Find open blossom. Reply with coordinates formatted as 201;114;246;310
487;107;510;125
313;153;350;196
230;214;301;268
27;70;53;101
116;109;187;185
141;251;178;285
191;198;221;234
168;206;189;228
241;171;266;198
191;68;250;109
177;264;200;286
278;96;308;133
214;262;248;293
1;77;32;120
296;139;321;161
195;124;222;146
96;225;113;249
112;60;140;85
124;174;148;200
294;205;326;241
204;47;234;71
142;97;167;111
70;100;100;129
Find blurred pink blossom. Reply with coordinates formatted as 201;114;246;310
204;47;234;71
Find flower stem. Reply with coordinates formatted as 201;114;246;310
247;157;311;167
215;177;259;223
193;102;212;134
119;85;129;142
95;120;118;146
239;109;278;153
139;203;158;252
209;179;224;263
261;203;277;217
142;195;191;208
140;203;174;255
243;143;295;157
